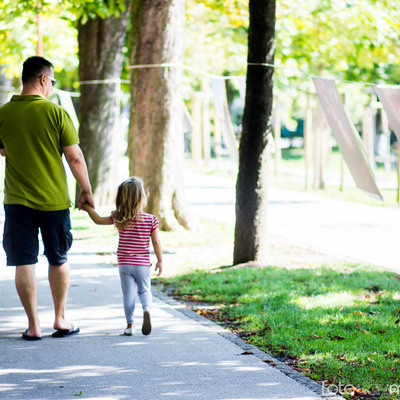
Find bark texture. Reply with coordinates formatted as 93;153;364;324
233;0;276;264
129;0;189;230
77;4;129;205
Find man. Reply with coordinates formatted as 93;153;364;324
0;56;94;340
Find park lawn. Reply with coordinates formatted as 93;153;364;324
158;260;400;400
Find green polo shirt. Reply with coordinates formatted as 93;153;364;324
0;94;79;210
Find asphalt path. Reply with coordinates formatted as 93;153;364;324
184;171;400;273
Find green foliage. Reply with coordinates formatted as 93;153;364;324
0;0;127;82
0;4;78;79
185;0;248;77
276;0;400;85
1;0;400;98
62;0;127;24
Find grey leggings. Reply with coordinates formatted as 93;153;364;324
118;265;152;324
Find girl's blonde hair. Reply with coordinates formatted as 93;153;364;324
113;177;148;230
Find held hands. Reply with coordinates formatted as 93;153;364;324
78;191;94;210
155;261;163;276
81;203;92;212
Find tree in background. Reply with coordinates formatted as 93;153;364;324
76;0;130;204
0;0;130;205
234;0;275;264
0;1;79;94
129;0;189;231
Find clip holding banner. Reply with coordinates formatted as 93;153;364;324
312;77;382;200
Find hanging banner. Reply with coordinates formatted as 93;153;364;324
211;78;238;164
55;89;80;131
237;76;246;100
374;85;400;141
313;77;382;200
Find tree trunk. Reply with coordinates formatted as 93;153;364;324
77;5;129;205
128;0;189;231
233;0;276;264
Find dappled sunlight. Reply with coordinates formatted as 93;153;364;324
257;383;281;387
0;384;18;392
159;360;264;373
160;361;212;367
0;365;130;379
0;268;13;282
294;291;359;309
113;342;147;347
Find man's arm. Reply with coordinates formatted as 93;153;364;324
63;144;94;209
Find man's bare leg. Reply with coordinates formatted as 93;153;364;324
15;265;41;338
48;262;71;331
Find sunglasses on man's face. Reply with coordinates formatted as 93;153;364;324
39;74;56;86
46;75;57;86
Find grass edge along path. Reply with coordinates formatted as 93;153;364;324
156;263;400;400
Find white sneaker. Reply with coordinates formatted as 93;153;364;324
124;327;135;336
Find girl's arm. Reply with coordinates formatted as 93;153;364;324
81;203;113;225
150;228;163;276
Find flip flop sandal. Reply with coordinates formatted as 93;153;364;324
52;324;80;338
22;330;41;341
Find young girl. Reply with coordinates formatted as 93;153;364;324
82;177;162;336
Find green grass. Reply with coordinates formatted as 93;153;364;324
159;264;400;399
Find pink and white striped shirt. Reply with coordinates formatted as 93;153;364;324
111;212;159;266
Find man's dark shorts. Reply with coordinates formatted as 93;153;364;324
3;204;73;266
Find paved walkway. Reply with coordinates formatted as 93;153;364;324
0;253;336;400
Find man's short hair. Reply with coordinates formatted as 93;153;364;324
22;56;53;84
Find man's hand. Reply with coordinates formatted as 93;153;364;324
78;192;94;210
0;148;6;157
